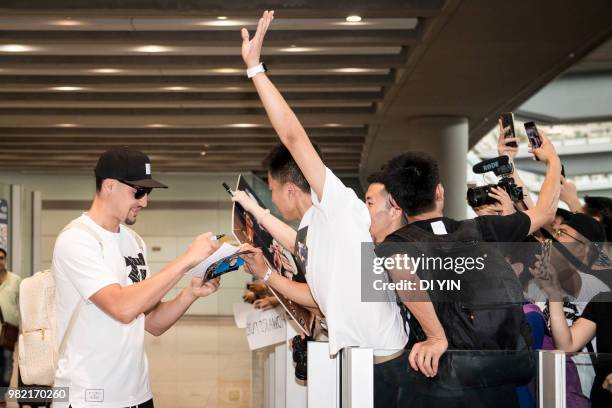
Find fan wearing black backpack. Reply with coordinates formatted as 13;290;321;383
375;129;561;407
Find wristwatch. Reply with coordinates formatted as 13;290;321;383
247;62;268;78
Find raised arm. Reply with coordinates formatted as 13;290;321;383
232;190;296;253
548;302;596;352
497;120;535;209
523;130;562;234
241;11;326;199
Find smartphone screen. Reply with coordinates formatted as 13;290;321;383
524;121;542;149
500;112;518;147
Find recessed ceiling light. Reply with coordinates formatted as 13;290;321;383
230;123;259;128
200;151;207;156
56;123;78;127
163;86;189;91
134;45;171;53
202;19;248;27
324;123;343;127
51;86;85;91
280;47;316;53
51;19;84;26
333;68;372;73
91;68;121;74
217;16;228;20
0;44;35;52
147;124;167;128
224;86;241;91
213;68;241;74
346;15;362;22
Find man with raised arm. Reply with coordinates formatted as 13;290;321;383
239;11;408;407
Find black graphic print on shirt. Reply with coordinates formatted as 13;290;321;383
294;226;309;272
125;253;147;283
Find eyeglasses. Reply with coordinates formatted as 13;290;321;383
119;180;152;200
554;228;588;246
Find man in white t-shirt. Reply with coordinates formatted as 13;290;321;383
53;148;221;408
238;11;408;407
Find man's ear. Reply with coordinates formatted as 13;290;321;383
101;178;115;194
436;184;444;202
388;194;401;211
285;181;296;198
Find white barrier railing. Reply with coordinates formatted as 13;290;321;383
259;346;571;407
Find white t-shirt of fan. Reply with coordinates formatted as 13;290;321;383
52;213;152;408
298;167;408;356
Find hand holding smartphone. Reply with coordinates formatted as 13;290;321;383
499;112;518;148
524;121;542;161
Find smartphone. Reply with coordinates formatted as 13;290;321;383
222;182;234;196
524;121;542;162
499;112;518;148
524;121;542;149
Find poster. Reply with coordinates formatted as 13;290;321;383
231;175;314;336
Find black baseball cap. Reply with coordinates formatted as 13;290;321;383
562;213;607;243
95;147;167;188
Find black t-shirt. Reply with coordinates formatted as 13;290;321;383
582;291;612;354
580;291;612;405
407;211;531;243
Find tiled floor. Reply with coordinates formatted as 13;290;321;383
8;316;253;408
146;316;252;408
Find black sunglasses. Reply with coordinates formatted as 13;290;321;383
119;180;152;199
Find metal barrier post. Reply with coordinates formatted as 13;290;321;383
307;341;340;407
539;350;566;408
341;347;373;408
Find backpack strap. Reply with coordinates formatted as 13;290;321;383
61;220;103;251
56;219;104;359
123;226;145;254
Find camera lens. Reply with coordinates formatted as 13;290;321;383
467;186;491;207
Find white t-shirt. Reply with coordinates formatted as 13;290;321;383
52;214;152;408
525;271;610;318
297;167;408;356
526;271;609;397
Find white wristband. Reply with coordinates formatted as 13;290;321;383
262;267;273;283
247;62;267;78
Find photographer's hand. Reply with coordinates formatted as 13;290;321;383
488;186;516;215
473;203;504;216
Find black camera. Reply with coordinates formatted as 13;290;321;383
467;156;523;208
291;334;311;381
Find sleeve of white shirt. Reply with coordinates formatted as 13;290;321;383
53;229;119;301
311;167;357;214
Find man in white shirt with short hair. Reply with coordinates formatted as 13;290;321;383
53;148;221;408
